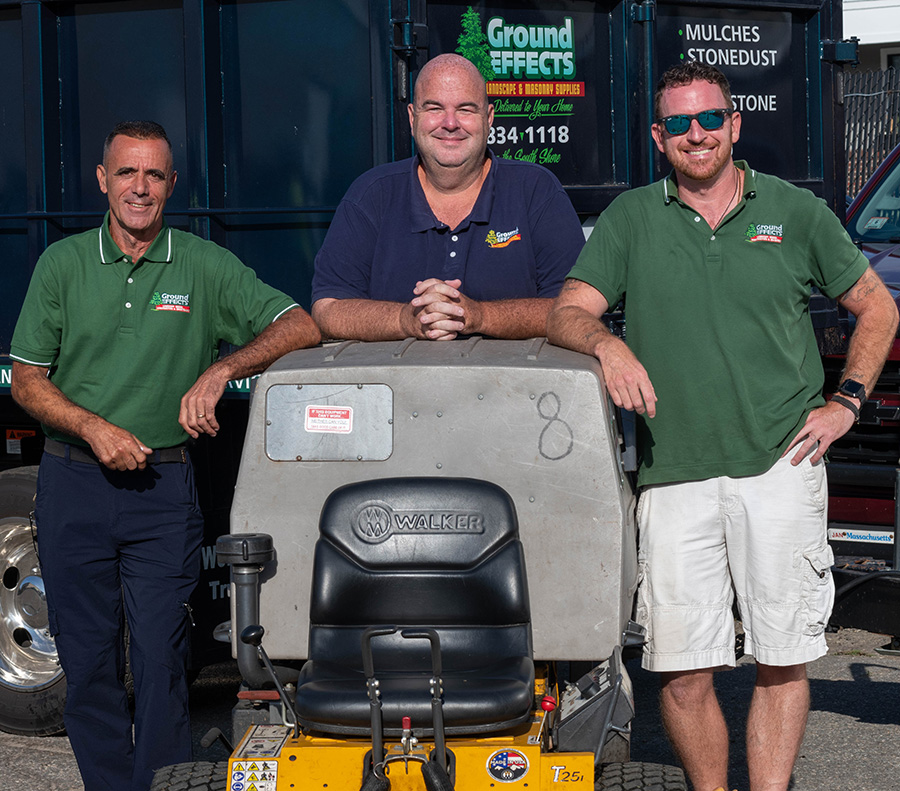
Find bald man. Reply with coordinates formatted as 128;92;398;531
311;53;584;341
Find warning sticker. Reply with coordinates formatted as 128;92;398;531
305;405;353;434
6;429;36;455
230;760;278;791
235;724;290;759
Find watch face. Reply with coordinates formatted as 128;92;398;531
839;380;866;401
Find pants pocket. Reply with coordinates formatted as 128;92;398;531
800;543;835;637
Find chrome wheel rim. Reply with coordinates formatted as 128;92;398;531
0;518;63;691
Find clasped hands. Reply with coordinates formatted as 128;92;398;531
403;278;483;340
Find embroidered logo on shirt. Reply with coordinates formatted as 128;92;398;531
149;291;191;313
745;223;783;243
485;228;522;248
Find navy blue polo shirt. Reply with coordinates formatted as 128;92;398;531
311;151;583;304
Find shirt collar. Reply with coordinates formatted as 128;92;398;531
662;159;757;206
408;149;495;233
98;211;173;264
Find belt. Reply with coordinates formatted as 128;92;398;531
44;438;188;465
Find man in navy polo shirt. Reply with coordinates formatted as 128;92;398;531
311;53;584;341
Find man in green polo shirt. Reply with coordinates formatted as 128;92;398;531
547;63;897;791
9;120;320;791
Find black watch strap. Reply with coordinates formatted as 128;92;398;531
831;394;860;422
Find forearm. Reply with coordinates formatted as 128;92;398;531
842;310;897;394
838;268;899;394
469;298;553;339
11;362;107;443
211;307;321;382
547;304;617;357
312;298;417;341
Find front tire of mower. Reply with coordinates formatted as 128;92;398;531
596;761;687;791
150;761;228;791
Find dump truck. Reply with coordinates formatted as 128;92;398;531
0;2;858;779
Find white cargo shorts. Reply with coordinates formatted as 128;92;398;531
635;451;834;672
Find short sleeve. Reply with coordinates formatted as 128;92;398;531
212;249;299;346
10;252;63;367
311;199;379;302
528;174;585;297
565;196;631;308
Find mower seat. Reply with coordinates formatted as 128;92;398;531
294;477;534;737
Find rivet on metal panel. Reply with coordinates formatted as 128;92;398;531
529;497;535;503
357;456;363;461
296;385;302;390
530;394;536;400
388;419;394;425
436;463;442;469
412;412;419;417
295;455;303;461
266;420;272;426
477;394;484;400
436;411;443;417
357;384;363;389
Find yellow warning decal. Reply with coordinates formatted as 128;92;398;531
231;759;278;790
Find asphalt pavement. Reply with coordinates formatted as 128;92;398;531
1;629;897;791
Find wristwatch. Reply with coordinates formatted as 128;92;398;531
837;379;867;405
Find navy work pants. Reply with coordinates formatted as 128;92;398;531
35;450;204;791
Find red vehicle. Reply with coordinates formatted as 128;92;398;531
824;141;900;650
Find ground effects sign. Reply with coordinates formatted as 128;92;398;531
434;3;612;187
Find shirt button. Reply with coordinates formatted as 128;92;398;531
127;277;134;284
451;235;459;242
125;302;132;309
710;235;716;240
694;216;701;223
450;251;457;258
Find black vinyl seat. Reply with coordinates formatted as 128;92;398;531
294;477;534;737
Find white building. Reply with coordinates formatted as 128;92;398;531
844;0;900;70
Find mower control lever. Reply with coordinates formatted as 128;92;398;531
240;624;299;737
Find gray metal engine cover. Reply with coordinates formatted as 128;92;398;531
230;337;637;661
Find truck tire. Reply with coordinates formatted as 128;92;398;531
596;761;687;791
150;761;228;791
0;466;67;736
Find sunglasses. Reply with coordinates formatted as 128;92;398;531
656;109;733;136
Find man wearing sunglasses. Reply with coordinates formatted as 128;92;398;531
548;62;897;791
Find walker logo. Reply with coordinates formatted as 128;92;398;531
486;227;522;248
829;527;894;544
745;223;783;243
149;291;191;312
352;502;485;544
487;749;530;782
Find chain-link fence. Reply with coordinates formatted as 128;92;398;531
845;68;900;198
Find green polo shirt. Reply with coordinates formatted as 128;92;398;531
11;214;298;448
568;162;869;487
